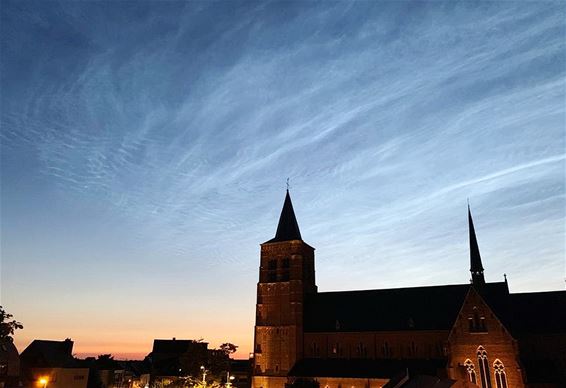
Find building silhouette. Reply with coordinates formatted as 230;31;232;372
252;191;566;388
19;339;90;388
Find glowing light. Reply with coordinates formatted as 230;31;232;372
38;377;48;387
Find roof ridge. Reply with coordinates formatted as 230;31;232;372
315;283;471;295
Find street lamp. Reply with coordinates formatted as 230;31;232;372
200;365;208;385
225;372;235;388
38;377;48;388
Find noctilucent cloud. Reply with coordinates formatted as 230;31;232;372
1;1;564;359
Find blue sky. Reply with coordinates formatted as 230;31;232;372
1;1;565;358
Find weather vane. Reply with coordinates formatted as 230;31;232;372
286;177;290;191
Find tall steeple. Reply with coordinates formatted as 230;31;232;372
468;204;485;286
253;190;315;388
266;190;302;243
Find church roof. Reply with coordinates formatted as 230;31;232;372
304;283;509;332
264;190;302;243
484;290;566;335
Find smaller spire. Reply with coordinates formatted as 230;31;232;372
468;204;485;286
266;190;302;243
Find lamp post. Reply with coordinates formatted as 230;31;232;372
200;365;208;386
225;372;235;388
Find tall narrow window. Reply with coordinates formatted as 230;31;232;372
383;342;390;357
477;346;492;388
464;359;477;385
493;360;507;388
281;257;290;280
267;259;277;282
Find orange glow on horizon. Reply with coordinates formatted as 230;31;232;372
15;333;252;361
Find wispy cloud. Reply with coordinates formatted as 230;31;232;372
1;1;564;358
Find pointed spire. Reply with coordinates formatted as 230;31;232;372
266;190;302;243
468;204;485;285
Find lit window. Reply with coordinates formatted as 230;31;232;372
464;359;477;385
477;346;492;388
493;359;507;388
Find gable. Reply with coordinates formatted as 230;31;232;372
448;286;514;343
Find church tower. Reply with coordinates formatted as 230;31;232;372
468;205;486;286
252;191;316;388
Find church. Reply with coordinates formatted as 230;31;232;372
251;191;566;388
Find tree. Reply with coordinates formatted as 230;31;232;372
0;306;23;342
218;343;238;357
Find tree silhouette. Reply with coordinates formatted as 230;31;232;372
218;343;238;357
0;306;23;342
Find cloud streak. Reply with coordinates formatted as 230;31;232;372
1;1;564;358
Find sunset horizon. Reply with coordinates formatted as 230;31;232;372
1;1;565;387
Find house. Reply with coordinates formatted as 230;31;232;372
20;339;90;388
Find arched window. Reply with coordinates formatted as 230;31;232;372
477;346;492;388
464;359;477;385
493;359;507;388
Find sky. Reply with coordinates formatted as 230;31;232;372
1;1;565;360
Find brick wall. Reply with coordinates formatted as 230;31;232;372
448;288;524;388
303;331;448;360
